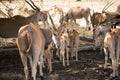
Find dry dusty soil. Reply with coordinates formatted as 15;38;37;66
0;48;120;80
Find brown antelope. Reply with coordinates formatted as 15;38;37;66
16;8;65;80
17;23;45;80
0;0;48;38
91;1;119;30
68;29;80;61
52;21;80;64
44;41;53;72
91;12;119;30
59;6;91;30
59;32;69;66
94;14;120;46
91;2;120;42
103;29;120;77
16;23;57;80
94;18;120;77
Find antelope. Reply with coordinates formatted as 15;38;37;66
59;6;91;30
93;14;120;45
91;2;120;42
91;12;119;30
103;29;120;77
94;21;112;54
94;17;120;77
68;29;80;61
16;8;65;80
17;23;45;80
52;21;80;65
0;0;48;38
59;32;69;66
44;41;53;72
16;23;53;80
91;1;119;30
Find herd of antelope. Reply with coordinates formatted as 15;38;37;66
0;0;120;80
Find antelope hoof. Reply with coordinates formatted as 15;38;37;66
67;64;69;67
109;75;118;80
110;73;118;78
48;70;52;74
104;65;107;69
76;59;78;61
31;77;34;80
40;76;44;80
63;64;66;67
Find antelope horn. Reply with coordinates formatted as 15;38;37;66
25;0;36;11
102;1;111;12
48;13;57;31
103;2;114;12
102;1;114;12
1;2;10;9
0;10;9;18
30;0;40;11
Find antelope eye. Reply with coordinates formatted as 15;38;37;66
53;33;57;36
102;24;105;26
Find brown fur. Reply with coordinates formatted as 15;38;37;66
91;12;119;29
60;7;90;28
17;23;45;80
94;25;120;77
44;41;53;73
104;29;120;77
68;29;80;61
59;33;69;66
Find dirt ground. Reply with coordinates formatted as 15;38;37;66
0;48;120;80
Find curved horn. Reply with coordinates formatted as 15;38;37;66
25;0;36;10
102;1;111;12
102;1;114;12
103;2;114;12
30;0;40;11
48;13;57;31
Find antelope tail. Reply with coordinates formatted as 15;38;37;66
26;31;32;53
18;29;32;53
